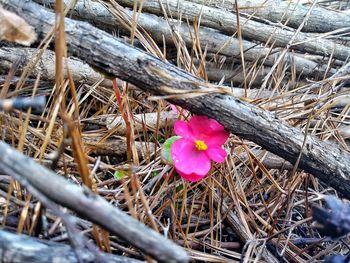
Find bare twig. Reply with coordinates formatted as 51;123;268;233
0;141;189;263
0;229;144;263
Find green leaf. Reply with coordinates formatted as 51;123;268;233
161;136;181;164
113;170;127;180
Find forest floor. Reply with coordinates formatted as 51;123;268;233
0;0;350;262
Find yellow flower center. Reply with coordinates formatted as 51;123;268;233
195;140;208;151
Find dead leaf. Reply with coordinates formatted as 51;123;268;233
0;5;37;46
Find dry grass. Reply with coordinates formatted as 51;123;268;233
0;0;350;262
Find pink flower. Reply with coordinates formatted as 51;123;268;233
171;116;229;182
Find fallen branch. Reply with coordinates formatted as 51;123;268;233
0;47;321;114
236;149;294;171
82;135;156;158
0;48;281;100
4;0;350;197
106;111;177;131
0;141;189;263
190;0;350;33
111;0;350;61
0;229;144;263
0;47;111;86
34;0;334;77
204;65;270;85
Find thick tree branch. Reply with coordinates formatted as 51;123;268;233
0;47;319;105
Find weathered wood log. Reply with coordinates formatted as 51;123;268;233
0;45;311;92
190;0;350;33
106;111;177;131
0;47;320;111
82;135;156;158
110;0;350;61
34;0;334;77
1;46;269;86
3;0;350;198
237;150;294;171
205;65;270;84
0;75;52;89
0;141;189;263
0;229;144;263
0;47;111;86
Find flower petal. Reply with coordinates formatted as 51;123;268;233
171;139;211;175
206;130;229;147
206;147;227;163
174;120;193;139
176;169;207;182
189;115;224;137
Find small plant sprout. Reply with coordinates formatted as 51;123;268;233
162;115;229;182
